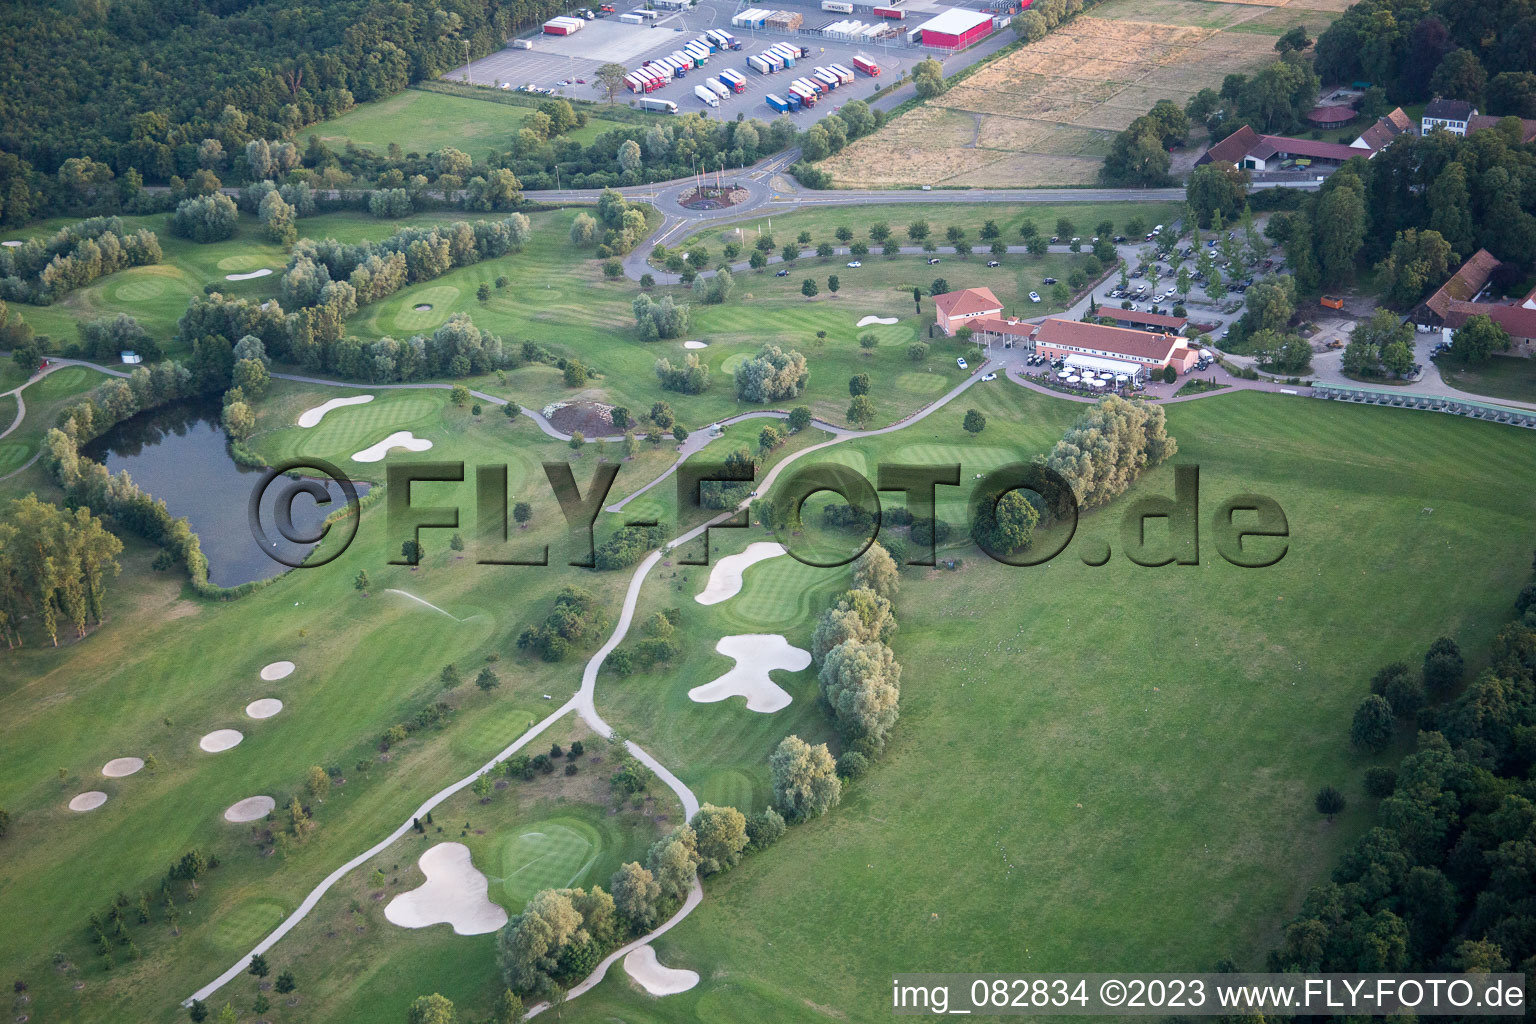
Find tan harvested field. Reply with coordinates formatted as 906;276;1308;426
822;0;1336;187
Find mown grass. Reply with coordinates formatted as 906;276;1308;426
1439;354;1536;404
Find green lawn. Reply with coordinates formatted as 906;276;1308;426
305;86;653;162
1438;354;1536;404
555;385;1536;1024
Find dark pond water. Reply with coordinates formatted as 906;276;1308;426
83;401;367;588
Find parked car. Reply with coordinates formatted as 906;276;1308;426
1028;291;1041;303
775;269;789;277
846;261;862;268
981;372;997;381
927;257;941;265
986;260;1000;268
1042;277;1057;285
956;357;969;370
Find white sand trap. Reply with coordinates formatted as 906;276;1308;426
69;791;108;812
224;795;276;823
101;757;144;778
245;698;284;719
694;541;786;606
199;729;244;753
297;394;373;427
856;315;898;327
2;240;22;247
260;660;295;681
687;634;810;714
624;945;700;996
224;268;273;281
683;340;709;349
353;431;433;463
385;843;507;936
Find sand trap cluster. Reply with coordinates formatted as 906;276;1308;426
101;757;144;778
297;394;373;427
694;542;786;606
688;634;810;714
682;340;709;349
260;661;295;681
245;698;283;719
224;268;273;281
353;431;433;463
624;945;700;995
224;796;276;823
69;791;109;812
856;315;899;327
385;843;507;936
199;729;244;753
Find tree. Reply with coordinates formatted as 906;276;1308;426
275;971;296;994
1314;180;1366;285
1430;49;1487;107
820;640;902;749
497;889;584;993
610;406;630;431
564;360;588;388
188;1001;208;1023
492;989;524;1024
787;406;812;432
476;667;500;692
690;804;749;875
847;395;875;427
646;824;701;900
304;766;330;803
513;502;532;528
912;59;945;98
610;861;661;930
849;373;871;397
1186;163;1250;229
858;332;878;352
1446;314;1509;366
402;539;424;564
1314;785;1345;821
407;993;457;1024
594;63;628;103
221;401;255;442
853;542;899;601
1275;25;1312;53
801;278;818;299
1350;694;1395;752
249;953;271;979
769;735;841;822
1377;229;1455;307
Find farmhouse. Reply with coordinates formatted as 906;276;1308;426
1422;98;1476;136
911;8;994;50
1033;318;1199;375
932;286;1004;334
1196;124;1358;173
1351;107;1415;152
1415;249;1536;356
1467;114;1536;143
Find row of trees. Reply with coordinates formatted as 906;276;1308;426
0;494;123;648
0;216;161;304
1041;396;1179;510
1271;571;1534;979
812;543;905;763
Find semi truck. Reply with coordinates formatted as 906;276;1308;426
822;0;854;10
694;83;720;107
873;5;906;17
638;97;679;112
718;69;747;92
747;54;775;74
828;64;854;83
788;82;817;106
765;93;790;113
852;54;880;75
705;77;730;98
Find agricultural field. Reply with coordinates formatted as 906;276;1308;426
821;0;1340;187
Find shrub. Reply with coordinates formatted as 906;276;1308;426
1363;766;1397;798
1314;785;1345;819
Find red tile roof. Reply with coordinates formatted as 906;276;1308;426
1468;114;1536;143
1110;307;1188;329
1253;135;1361;162
932;286;1003;319
1034;318;1181;361
1354;107;1414;151
1198;124;1259;166
1443;300;1536;341
1306;105;1355;125
1425;249;1500;319
967;317;1035;337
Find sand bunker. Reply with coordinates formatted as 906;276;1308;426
260;660;295;681
101;757;144;778
413;303;433;311
297;394;373;427
69;792;108;812
2;240;22;247
682;340;709;349
856;315;899;327
199;729;244;753
224;796;276;823
353;431;433;463
385;843;507;936
695;542;786;606
687;634;810;714
245;698;284;719
224;268;273;281
624;945;700;995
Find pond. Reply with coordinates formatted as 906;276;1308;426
84;400;368;588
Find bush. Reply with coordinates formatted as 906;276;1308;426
170;194;238;243
836;751;870;779
1363;765;1397;798
1314;785;1345;819
1349;694;1395;752
745;807;787;850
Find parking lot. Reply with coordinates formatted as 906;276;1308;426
447;0;971;127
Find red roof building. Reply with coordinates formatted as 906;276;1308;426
914;8;994;49
1351;107;1415;152
1106;307;1188;332
1421;249;1501;321
932;286;1003;334
1033;318;1199;374
1306;105;1356;129
1197;125;1359;172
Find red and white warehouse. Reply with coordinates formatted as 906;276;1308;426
913;8;994;49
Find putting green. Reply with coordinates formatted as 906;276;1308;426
207;899;286;954
499;818;601;906
216;253;267;271
720;352;750;375
895;371;949;395
392;286;461;333
109;277;171;302
27;366;99;401
278;394;440;460
714;553;843;633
